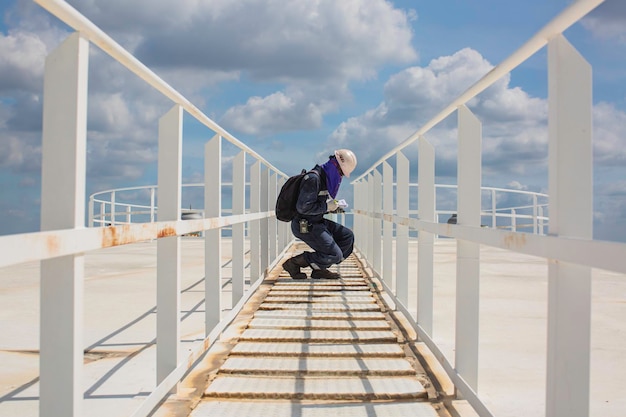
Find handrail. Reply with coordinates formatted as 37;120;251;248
87;182;549;233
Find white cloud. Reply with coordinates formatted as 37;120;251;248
0;134;39;170
593;102;626;166
582;0;626;44
325;47;550;178
221;91;323;136
69;0;417;83
0;30;46;93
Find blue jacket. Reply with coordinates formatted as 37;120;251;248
294;165;329;224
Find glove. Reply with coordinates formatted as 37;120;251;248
326;199;339;212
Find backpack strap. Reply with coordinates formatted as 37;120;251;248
303;169;325;196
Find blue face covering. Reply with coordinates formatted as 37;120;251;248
321;157;342;199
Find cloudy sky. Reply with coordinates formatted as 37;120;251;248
1;0;625;241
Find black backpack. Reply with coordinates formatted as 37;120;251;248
275;169;318;222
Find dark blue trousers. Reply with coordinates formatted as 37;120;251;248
291;218;354;270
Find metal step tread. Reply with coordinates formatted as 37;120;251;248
274;278;367;285
248;318;389;330
258;303;381;311
229;342;405;357
191;400;440;417
270;284;372;293
205;375;427;400
262;295;375;303
252;310;385;320
239;329;398;343
267;290;372;296
220;357;416;376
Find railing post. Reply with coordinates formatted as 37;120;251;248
157;104;183;385
277;176;287;250
269;172;278;261
365;173;370;259
260;167;270;274
533;194;538;234
100;202;105;226
88;196;94;227
249;161;261;282
204;134;222;334
418;138;435;335
232;151;246;304
455;104;482;393
372;169;382;274
111;191;116;226
354;181;363;253
382;162;393;287
395;154;409;302
491;189;497;228
150;187;156;223
546;34;592;417
511;209;517;231
39;31;88;417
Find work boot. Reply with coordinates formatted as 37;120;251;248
311;268;341;280
282;253;309;280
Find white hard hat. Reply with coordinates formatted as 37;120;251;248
334;149;357;177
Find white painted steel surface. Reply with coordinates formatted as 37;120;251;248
156;105;183;385
232;151;246;305
417;139;434;336
249;161;262;283
455;105;482;393
383;162;393;286
396;152;409;297
546;34;593;417
39;32;88;417
205;136;223;334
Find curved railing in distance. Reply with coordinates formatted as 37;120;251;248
89;183;548;234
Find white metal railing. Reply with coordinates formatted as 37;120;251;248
352;1;613;417
0;1;293;417
88;182;548;234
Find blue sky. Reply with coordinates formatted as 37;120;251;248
1;0;625;241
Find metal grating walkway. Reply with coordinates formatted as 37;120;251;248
185;244;447;417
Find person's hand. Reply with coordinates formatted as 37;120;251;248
327;199;339;212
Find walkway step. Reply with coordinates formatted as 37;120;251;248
204;375;427;400
263;295;375;303
257;303;381;311
274;279;367;286
271;284;371;294
192;400;440;417
229;342;405;357
248;318;389;330
252;310;385;320
267;290;372;296
220;357;416;376
239;329;398;343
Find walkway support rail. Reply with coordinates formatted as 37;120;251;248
0;1;292;416
351;1;613;417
